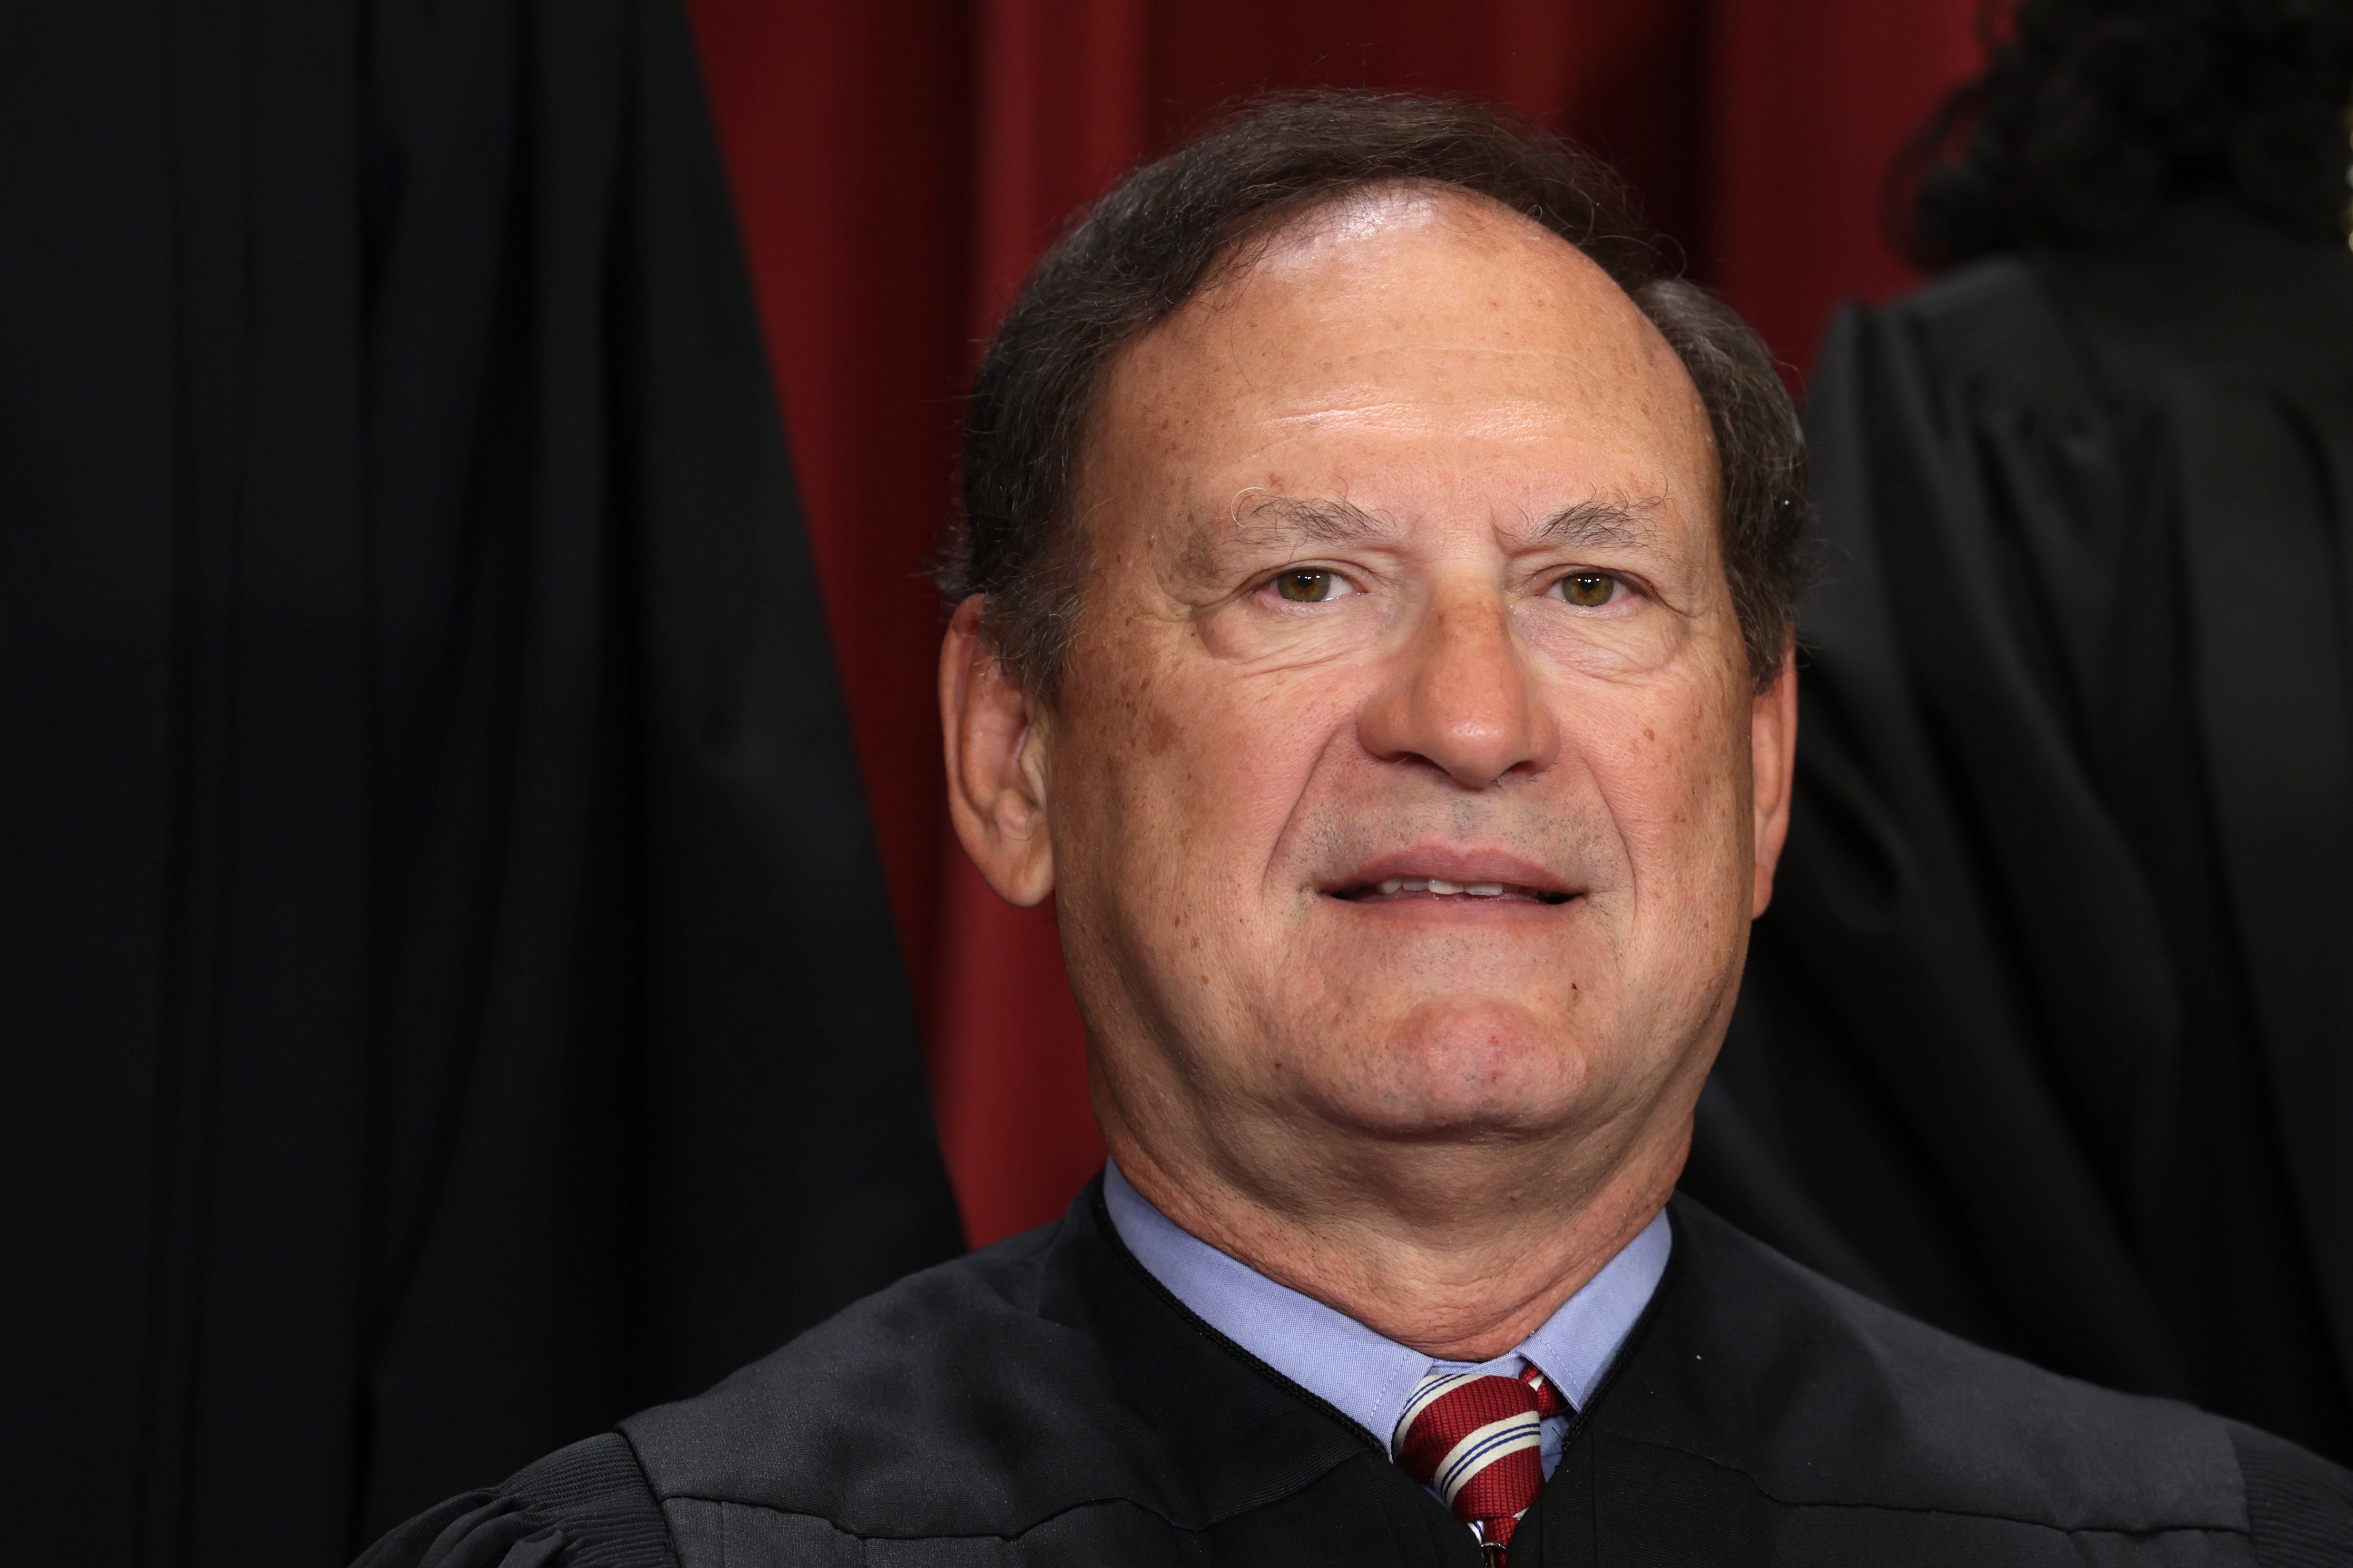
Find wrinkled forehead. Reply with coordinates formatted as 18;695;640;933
1083;183;1717;528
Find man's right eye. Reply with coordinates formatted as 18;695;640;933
1273;568;1343;602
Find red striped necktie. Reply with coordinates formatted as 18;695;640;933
1393;1364;1567;1563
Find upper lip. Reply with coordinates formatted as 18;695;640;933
1321;847;1576;901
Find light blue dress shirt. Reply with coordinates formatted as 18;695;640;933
1103;1162;1671;1481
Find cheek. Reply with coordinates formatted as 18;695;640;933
1054;651;1365;1053
1571;674;1754;903
1058;628;1362;907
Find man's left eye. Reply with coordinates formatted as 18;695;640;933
1273;569;1345;602
1559;572;1617;607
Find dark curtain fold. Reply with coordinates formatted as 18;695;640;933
0;0;961;1562
1686;200;2353;1464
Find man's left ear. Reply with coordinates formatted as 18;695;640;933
1750;646;1798;919
940;595;1057;907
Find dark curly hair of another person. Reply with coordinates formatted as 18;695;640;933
1899;0;2353;264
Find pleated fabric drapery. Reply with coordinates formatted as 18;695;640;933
0;0;960;1561
1685;202;2353;1464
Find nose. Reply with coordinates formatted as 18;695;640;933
1356;578;1559;789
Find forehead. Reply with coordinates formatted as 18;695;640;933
1087;185;1715;519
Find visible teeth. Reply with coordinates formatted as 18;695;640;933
1364;876;1518;898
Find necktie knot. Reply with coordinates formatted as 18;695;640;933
1393;1366;1566;1562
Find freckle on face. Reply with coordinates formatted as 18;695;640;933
1049;186;1757;1149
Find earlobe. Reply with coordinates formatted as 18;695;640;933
1749;650;1798;919
940;596;1057;907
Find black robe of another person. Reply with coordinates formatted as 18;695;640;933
0;0;961;1563
360;1183;2353;1566
1684;200;2353;1462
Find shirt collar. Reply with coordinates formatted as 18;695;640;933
1103;1161;1670;1454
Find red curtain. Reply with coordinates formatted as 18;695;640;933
685;0;1984;1246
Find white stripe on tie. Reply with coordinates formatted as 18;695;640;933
1431;1415;1544;1505
1394;1369;1483;1439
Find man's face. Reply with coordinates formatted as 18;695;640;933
961;188;1791;1191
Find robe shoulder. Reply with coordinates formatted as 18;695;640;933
351;1431;678;1568
1610;1202;2353;1554
613;1200;1384;1544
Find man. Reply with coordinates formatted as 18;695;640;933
362;93;2353;1567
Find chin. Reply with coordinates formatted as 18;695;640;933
1306;997;1604;1138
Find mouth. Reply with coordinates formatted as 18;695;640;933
1332;877;1571;905
1323;852;1576;906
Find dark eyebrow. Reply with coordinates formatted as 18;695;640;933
1206;490;1659;560
1231;491;1394;544
1532;497;1659;550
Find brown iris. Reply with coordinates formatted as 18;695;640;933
1274;568;1337;602
1561;572;1614;607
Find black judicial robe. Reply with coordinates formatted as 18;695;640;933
1685;200;2353;1463
358;1183;2353;1566
0;0;958;1561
